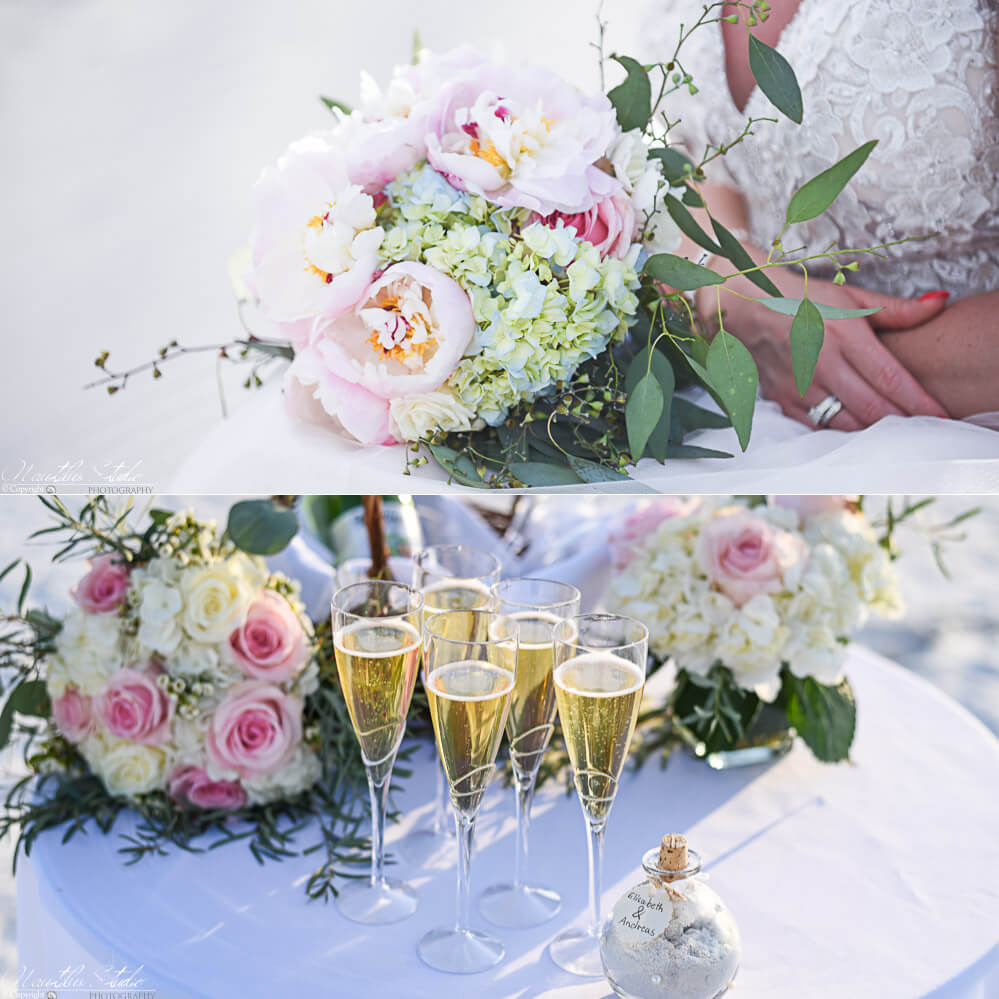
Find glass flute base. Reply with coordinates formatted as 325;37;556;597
479;881;562;927
418;926;505;974
549;925;604;977
334;876;419;925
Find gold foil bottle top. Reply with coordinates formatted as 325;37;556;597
658;833;688;873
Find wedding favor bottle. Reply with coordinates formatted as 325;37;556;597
600;834;741;999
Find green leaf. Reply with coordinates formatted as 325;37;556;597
665;195;721;255
784;674;856;762
681;184;704;208
319;96;352;115
226;499;299;556
17;564;31;616
0;699;14;751
786;140;877;225
755;296;881;320
644;254;724;291
427;445;487;488
607;55;652;132
0;560;20;586
10;680;49;718
508;462;582;487
566;456;631;483
672;667;761;753
748;33;802;123
789;298;825;396
705;330;759;450
666;443;734;459
672;397;731;432
627;347;676;462
710;219;782;298
625;372;665;461
648;146;696;184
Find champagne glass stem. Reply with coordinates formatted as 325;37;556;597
584;817;606;935
513;773;536;887
454;812;475;931
367;767;392;887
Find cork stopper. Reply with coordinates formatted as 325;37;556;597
658;833;688;872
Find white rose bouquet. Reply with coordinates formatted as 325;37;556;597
0;497;412;900
91;4;900;488
606;496;904;762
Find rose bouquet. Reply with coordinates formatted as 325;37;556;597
93;4;896;487
0;497;416;900
606;496;904;762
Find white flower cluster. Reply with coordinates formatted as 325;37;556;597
606;499;903;699
47;537;319;808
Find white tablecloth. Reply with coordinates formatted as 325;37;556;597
171;381;999;495
17;648;999;998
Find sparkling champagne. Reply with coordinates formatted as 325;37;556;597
334;619;422;781
422;580;494;644
427;660;514;818
554;653;644;821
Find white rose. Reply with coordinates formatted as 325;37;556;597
90;737;167;796
607;129;662;217
179;565;254;643
55;609;123;695
244;747;322;805
644;193;684;255
388;388;481;442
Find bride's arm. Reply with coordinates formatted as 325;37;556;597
880;292;999;419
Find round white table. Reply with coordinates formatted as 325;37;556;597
17;648;999;998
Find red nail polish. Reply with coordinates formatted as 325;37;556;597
918;290;950;303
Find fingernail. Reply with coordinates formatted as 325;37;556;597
918;290;950;303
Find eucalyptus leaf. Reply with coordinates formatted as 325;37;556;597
607;55;652;132
628;347;676;463
566;456;631;483
665;195;721;255
226;499;299;556
672;397;731;431
710;219;781;297
648;146;696;184
681;184;704;208
789;298;825;396
706;330;758;450
786;140;877;225
756;296;881;320
10;679;49;717
508;462;582;487
666;443;734;459
784;674;856;762
625;372;665;461
748;34;802;123
644;254;724;291
427;445;487;488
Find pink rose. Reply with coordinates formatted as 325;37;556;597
229;590;308;683
72;555;130;614
206;681;303;779
95;666;173;745
537;180;636;259
52;687;94;743
284;261;475;445
169;765;247;811
697;509;807;607
771;496;860;519
610;497;702;569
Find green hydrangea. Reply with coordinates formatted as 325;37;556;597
378;164;641;426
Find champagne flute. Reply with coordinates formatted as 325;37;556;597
479;578;581;928
548;613;649;977
331;580;424;924
418;609;517;974
410;545;501;852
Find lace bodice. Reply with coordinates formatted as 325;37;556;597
639;0;999;300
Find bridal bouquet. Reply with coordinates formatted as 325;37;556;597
93;3;889;486
0;497;412;900
606;496;903;762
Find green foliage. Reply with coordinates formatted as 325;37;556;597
625;372;665;463
703;330;759;450
789;297;825;396
748;33;802;123
607;55;652;132
319;96;352;115
783;672;856;763
644;254;725;291
226;499;299;555
756;297;881;320
671;666;762;754
710;218;782;298
786;140;878;225
626;345;675;462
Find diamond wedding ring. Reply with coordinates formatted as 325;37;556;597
808;395;843;427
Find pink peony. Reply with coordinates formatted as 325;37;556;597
610;497;702;569
169;765;247;811
771;495;860;519
206;681;303;779
697;509;807;607
284;261;475;445
229;590;308;683
95;666;173;746
537;179;637;259
52;687;94;743
72;555;130;614
426;62;618;214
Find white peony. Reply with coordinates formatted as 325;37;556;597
88;736;167;796
55;609;124;695
607;129;663;218
388;388;481;442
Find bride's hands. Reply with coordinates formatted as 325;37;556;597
704;274;952;430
